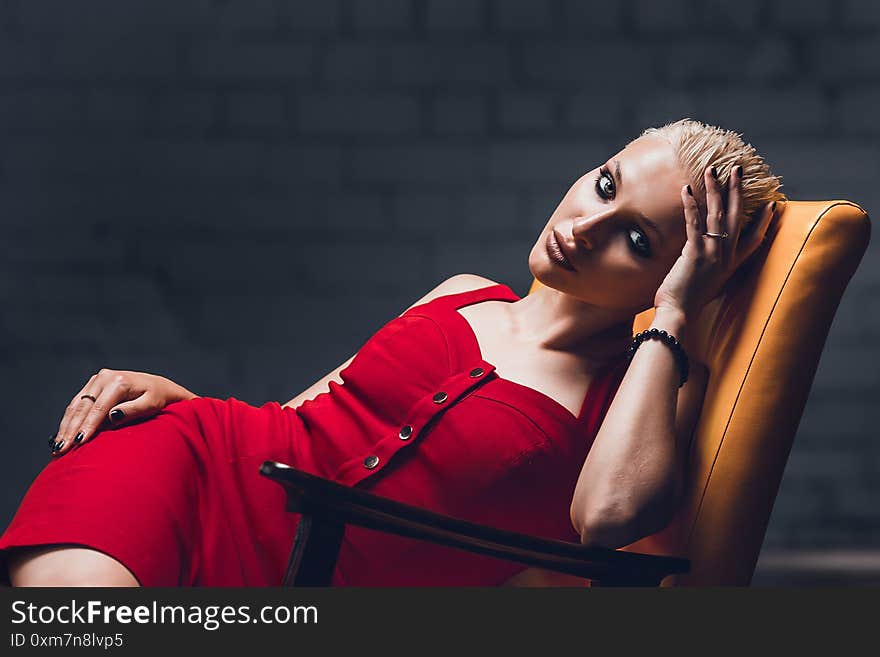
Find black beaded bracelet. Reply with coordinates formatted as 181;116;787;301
626;327;690;388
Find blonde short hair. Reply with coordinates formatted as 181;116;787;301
633;118;787;228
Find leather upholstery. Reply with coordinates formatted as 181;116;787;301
528;200;871;585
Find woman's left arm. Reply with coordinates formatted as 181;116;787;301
568;310;707;550
503;343;706;586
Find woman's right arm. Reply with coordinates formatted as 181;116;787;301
49;274;499;455
281;273;499;410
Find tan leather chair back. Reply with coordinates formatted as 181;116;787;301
529;200;871;585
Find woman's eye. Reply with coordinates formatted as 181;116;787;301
627;227;651;258
593;166;650;258
595;168;615;199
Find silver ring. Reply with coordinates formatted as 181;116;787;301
703;231;729;239
80;394;97;402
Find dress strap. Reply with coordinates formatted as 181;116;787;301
401;282;519;374
430;282;521;311
402;282;520;319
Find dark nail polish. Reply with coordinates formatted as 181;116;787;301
73;432;84;444
771;201;777;212
710;166;717;179
735;165;743;180
109;409;125;423
51;440;63;452
49;433;58;447
686;184;693;196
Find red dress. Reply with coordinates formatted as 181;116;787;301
0;283;629;586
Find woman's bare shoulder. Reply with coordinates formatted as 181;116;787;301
399;273;500;316
436;273;500;295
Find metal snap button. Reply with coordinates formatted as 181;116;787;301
399;425;413;440
363;454;380;469
469;367;484;378
432;391;448;404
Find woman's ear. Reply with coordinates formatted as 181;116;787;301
739;209;760;235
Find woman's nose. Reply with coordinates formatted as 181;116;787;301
571;211;614;250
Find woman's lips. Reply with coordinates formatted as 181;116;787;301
546;229;576;271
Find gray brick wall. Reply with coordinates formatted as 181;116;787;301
1;0;877;552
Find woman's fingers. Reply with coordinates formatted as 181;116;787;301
54;374;98;452
67;392;161;454
58;374;133;455
703;165;724;259
54;379;104;455
726;164;744;258
52;390;103;456
681;183;703;250
52;368;176;457
102;393;162;430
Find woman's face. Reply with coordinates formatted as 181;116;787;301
528;134;692;314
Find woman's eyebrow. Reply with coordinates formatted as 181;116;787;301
637;211;665;245
611;158;666;246
613;159;622;192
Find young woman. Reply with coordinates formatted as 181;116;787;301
2;118;785;587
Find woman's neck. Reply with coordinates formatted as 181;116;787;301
503;285;636;365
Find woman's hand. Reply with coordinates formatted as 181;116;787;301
653;164;777;323
50;369;198;457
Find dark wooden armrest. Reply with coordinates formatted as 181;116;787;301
259;460;690;586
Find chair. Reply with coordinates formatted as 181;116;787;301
262;199;871;586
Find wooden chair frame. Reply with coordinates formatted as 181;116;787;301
260;461;690;587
